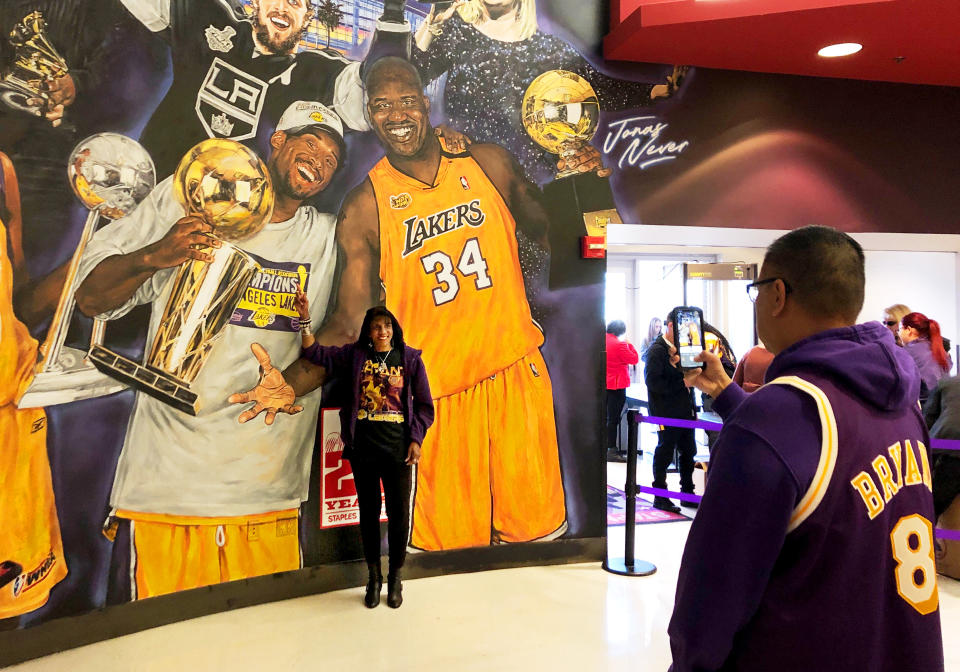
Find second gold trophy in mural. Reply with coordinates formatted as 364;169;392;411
89;139;272;415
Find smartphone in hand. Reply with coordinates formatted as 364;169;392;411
672;306;704;371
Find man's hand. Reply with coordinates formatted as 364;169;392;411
435;125;471;153
142;216;221;270
294;286;310;321
26;74;76;127
651;64;689;100
557;144;612;178
673;349;732;399
228;343;303;425
405;441;421;466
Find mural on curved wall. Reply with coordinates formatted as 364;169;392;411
1;0;959;642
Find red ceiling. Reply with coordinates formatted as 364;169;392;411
604;0;960;87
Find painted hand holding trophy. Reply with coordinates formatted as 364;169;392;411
88;139;272;415
521;69;622;288
18;133;156;408
0;11;69;116
521;70;602;179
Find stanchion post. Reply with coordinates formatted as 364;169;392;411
603;410;657;577
624;408;638;565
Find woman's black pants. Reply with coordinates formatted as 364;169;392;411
606;388;627;450
349;451;412;571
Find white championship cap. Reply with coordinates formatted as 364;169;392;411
276;101;345;146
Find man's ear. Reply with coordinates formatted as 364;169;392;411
771;279;789;317
423;95;430;113
270;130;287;151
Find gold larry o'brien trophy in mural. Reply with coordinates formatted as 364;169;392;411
88;139;272;415
18;133;156;409
521;70;622;288
0;11;69;115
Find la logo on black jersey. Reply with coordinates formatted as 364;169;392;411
196;58;268;141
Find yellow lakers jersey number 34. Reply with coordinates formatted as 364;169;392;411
370;152;542;398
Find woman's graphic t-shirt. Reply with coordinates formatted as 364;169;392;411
354;348;406;459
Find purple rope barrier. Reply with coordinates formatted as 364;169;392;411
638;484;959;541
635;414;960;451
631;414;960;540
638;485;702;504
635;414;722;431
930;438;960;452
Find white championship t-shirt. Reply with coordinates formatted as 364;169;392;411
78;177;336;516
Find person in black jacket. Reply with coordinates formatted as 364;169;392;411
644;308;697;512
923;375;960;519
236;303;435;610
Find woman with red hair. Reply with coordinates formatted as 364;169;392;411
900;312;952;400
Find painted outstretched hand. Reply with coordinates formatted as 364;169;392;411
228;343;303;425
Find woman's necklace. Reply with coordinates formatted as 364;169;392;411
375;348;392;375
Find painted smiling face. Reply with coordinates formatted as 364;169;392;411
270;129;341;201
367;67;431;159
252;0;311;55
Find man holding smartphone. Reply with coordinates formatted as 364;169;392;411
644;307;699;512
670;226;943;671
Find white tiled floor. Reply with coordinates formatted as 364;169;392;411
7;456;959;671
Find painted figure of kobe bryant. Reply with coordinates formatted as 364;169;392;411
72;102;345;599
235;57;568;550
118;0;414;177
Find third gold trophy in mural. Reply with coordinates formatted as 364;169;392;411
522;70;602;179
88;139;272;415
522;70;621;288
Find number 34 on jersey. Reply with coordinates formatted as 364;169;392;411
420;238;492;306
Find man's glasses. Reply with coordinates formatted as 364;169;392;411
746;277;792;303
883;320;898;327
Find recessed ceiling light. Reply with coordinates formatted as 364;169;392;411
818;43;863;58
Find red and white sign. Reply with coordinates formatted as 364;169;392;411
319;408;388;528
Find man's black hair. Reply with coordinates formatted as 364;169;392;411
606;320;627;336
763;225;865;321
363;56;424;97
358;305;405;352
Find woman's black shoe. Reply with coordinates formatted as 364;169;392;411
364;567;382;608
387;572;403;608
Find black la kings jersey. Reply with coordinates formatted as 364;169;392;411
129;0;371;177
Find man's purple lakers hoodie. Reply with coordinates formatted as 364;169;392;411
669;322;943;672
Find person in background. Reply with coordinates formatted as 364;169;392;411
641;316;663;359
672;225;943;672
732;343;774;393
644;309;697;513
606;320;638;463
883;303;911;346
900;311;952;403
923;376;960;520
